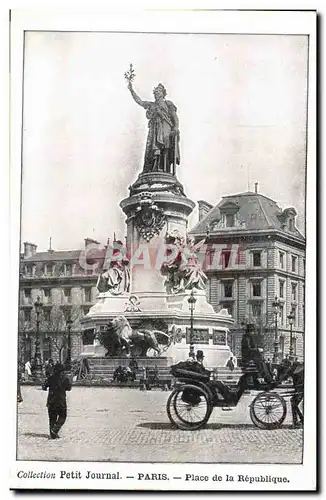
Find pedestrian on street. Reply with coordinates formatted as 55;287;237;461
17;365;23;403
226;356;236;371
42;362;72;439
45;358;54;377
24;360;32;380
188;345;196;362
241;324;272;383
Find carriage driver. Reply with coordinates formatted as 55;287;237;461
241;324;273;383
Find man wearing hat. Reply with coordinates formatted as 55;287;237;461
42;362;72;439
241;324;272;383
196;350;205;366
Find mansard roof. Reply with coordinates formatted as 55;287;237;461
190;191;305;241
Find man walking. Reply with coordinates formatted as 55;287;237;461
42;362;72;439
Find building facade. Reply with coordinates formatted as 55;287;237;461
18;238;106;364
190;188;305;362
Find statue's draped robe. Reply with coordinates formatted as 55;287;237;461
142;99;180;173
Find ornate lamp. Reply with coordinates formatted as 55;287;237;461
272;296;280;364
33;296;43;379
65;316;73;372
188;290;197;347
287;308;295;358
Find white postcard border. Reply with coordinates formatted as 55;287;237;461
8;8;316;492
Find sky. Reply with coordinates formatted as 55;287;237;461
20;32;308;252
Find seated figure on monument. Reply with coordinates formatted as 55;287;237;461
161;230;209;294
127;78;180;174
96;241;130;295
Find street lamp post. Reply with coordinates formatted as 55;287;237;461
66;316;73;372
287;307;295;359
45;334;52;360
272;296;280;365
188;290;197;349
33;296;43;379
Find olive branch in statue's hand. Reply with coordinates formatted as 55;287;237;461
124;63;136;87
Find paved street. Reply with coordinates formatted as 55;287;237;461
17;386;303;464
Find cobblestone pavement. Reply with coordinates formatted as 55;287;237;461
17;386;303;463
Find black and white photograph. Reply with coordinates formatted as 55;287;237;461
9;8;316;492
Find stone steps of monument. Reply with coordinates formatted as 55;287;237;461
87;360;242;385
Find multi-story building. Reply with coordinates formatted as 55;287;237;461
18;237;105;364
190;186;305;361
19;188;305;364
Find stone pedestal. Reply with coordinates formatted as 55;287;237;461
120;172;195;307
81;172;235;368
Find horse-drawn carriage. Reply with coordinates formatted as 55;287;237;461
166;359;304;430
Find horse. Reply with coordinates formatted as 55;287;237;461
276;360;304;427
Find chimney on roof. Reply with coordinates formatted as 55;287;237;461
254;182;258;194
48;236;54;253
84;237;100;248
198;200;213;222
23;242;37;258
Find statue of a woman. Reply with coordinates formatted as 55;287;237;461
127;81;180;174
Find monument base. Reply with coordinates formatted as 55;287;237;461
86;356;173;382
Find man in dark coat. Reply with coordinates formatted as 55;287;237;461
42;362;72;439
45;358;54;377
241;324;272;383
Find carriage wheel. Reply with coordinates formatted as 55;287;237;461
250;392;287;429
167;384;211;430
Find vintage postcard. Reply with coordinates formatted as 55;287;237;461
9;8;316;492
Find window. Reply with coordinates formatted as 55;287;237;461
23;289;32;304
291;283;297;302
43;288;51;303
252;303;262;318
221;249;231;268
65;264;72;276
279;251;284;269
292;306;297;326
279;336;285;357
45;264;54;276
279;304;284;325
24;309;31;322
252;282;261;297
252;251;261;267
43;310;51;322
279;280;285;299
84;287;92;303
225;214;234;227
63;288;71;303
292;337;297;356
223;281;233;298
291;256;297;273
25;265;36;277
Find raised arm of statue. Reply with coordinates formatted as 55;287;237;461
128;81;148;108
